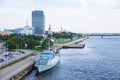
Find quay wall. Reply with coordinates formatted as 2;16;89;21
10;62;34;80
0;51;35;80
1;61;34;80
53;38;87;51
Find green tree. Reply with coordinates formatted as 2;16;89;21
47;34;52;38
41;39;48;49
25;39;40;49
41;39;53;49
7;35;23;50
7;40;16;50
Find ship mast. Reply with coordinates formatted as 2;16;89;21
48;39;51;51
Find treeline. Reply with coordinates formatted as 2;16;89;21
50;32;83;39
0;34;43;50
0;32;83;51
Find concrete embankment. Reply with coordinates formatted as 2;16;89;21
62;44;85;49
64;38;86;45
0;51;37;80
0;60;34;80
53;38;86;50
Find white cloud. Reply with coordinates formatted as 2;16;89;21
78;0;120;9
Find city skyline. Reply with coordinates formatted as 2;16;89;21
0;0;120;33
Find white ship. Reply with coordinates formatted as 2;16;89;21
35;42;60;73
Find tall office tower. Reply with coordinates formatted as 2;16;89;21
32;10;45;34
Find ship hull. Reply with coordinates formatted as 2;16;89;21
36;55;60;73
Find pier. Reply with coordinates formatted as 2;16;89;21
53;38;86;51
62;44;85;49
62;38;85;49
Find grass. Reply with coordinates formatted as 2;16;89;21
36;48;44;52
54;39;72;44
0;53;33;70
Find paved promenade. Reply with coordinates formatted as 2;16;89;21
0;51;38;80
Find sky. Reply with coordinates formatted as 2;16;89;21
0;0;120;33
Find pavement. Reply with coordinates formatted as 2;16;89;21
0;50;39;80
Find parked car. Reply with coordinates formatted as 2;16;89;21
14;52;21;55
3;57;8;61
32;52;37;56
0;58;4;62
4;55;11;59
19;50;25;54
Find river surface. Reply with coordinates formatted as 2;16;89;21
24;36;120;80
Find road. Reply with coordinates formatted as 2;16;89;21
0;50;34;67
0;51;39;80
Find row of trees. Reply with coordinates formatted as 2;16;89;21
0;34;44;42
1;34;54;51
6;35;42;50
51;32;73;39
0;34;43;50
0;32;83;51
52;32;83;39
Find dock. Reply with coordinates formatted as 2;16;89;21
64;38;86;45
53;38;86;50
62;44;85;49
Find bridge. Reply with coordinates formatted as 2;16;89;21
83;33;120;38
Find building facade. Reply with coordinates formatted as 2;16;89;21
4;24;34;35
0;31;13;36
22;24;34;35
32;10;45;34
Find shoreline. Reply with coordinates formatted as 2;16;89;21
0;38;87;80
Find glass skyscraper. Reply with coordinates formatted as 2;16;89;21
32;10;45;34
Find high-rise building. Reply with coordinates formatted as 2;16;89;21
32;10;45;34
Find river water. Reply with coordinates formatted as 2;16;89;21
24;36;120;80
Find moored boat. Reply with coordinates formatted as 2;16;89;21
35;42;60;73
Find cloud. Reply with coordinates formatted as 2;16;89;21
0;0;35;9
34;0;80;9
0;0;80;10
78;0;120;9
